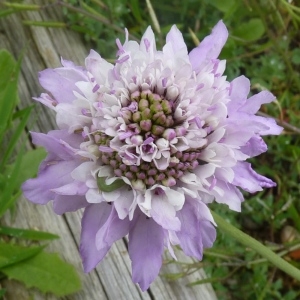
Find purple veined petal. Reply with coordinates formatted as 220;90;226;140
48;129;83;149
86;188;104;204
232;161;276;193
140;26;156;54
61;57;86;72
38;66;87;104
151;198;181;231
51;180;88;195
39;68;86;103
103;186;135;219
30;131;78;162
189;20;228;72
240;136;267;157
219;128;254;147
210;180;244;212
95;205;130;250
143;186;182;231
85;50;113;84
226;111;271;133
227;75;250;114
176;201;204;260
249;115;283;136
22;160;80;205
187;197;216;226
128;210;164;291
166;25;188;55
33;93;57;110
80;203;112;273
176;199;216;260
199;219;217;248
240;90;275;114
53;194;88;215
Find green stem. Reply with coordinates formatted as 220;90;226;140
211;211;300;282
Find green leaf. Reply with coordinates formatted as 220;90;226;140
22;20;66;28
3;2;40;11
129;0;143;23
0;242;44;269
0;49;19;144
292;48;300;65
2;251;81;296
233;18;265;42
209;0;236;13
97;177;125;192
0;226;59;241
0;145;24;217
0;289;6;298
0;9;14;18
0;105;33;169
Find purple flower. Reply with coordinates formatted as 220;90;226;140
22;21;282;291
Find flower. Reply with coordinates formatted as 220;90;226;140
22;21;282;291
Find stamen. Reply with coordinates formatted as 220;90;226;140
196;83;204;91
143;137;154;145
116;38;125;55
92;84;100;93
194;116;202;128
99;145;114;153
116;55;130;64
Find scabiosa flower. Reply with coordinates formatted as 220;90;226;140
22;21;282;290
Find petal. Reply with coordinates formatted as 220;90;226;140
164;188;185;211
189;198;217;226
39;67;87;103
22;160;79;205
85;50;113;84
140;26;156;53
86;188;103;203
176;201;204;260
109;187;135;219
189;20;228;72
80;203;112;273
211;181;244;212
232;162;276;192
151;197;181;231
53;194;88;215
128;210;164;291
240;91;275;114
95;205;130;250
30;131;77;161
166;25;188;55
249;115;283;136
227;75;250;114
51;181;88;195
199;220;216;248
240;136;267;157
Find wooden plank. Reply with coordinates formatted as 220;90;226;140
0;3;217;299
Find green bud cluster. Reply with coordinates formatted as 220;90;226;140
126;90;175;136
93;132;112;146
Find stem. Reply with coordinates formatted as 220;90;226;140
211;211;300;282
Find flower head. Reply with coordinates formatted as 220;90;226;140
22;21;282;290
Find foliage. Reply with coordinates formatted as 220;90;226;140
0;49;81;297
0;0;300;298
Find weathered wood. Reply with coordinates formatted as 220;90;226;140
0;2;217;299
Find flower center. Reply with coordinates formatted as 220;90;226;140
90;89;205;189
